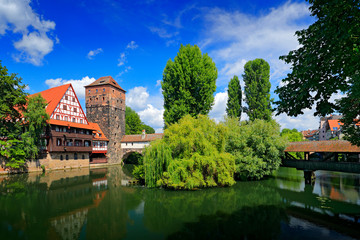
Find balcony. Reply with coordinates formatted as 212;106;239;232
49;145;92;153
51;130;93;140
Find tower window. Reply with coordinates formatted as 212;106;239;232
103;88;105;92
88;90;90;94
89;98;92;101
96;89;98;93
103;97;105;101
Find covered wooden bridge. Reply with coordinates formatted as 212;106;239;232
282;140;360;183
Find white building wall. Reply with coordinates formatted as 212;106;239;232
121;142;150;149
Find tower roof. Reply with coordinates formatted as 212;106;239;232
85;76;125;92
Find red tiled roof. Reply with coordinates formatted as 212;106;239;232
88;122;109;141
85;76;125;92
328;119;343;131
301;130;318;137
285;140;360;153
29;84;71;116
121;133;163;143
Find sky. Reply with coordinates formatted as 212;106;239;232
0;0;331;133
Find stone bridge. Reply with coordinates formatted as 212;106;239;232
120;133;163;160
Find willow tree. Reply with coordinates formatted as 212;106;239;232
243;59;272;121
226;75;242;119
162;44;217;127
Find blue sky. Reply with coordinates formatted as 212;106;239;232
0;0;328;132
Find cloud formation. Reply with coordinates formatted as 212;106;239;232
45;76;96;99
209;91;228;123
87;48;103;59
126;40;138;49
0;0;57;65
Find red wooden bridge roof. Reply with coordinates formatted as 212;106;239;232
285;140;360;153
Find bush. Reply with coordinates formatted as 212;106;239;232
225;118;287;180
144;115;235;189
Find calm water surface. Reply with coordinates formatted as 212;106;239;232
0;165;359;240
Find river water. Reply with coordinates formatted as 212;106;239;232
0;165;359;240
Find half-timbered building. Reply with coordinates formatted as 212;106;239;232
30;83;109;170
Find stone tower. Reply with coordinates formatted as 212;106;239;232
85;76;126;163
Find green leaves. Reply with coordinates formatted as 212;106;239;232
125;106;155;134
243;59;272;121
275;0;360;145
225;118;287;180
144;115;235;189
162;44;217;127
226;75;242;119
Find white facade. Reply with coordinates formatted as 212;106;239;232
121;142;150;149
51;86;88;124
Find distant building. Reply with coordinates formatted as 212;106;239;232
120;130;163;159
319;115;343;140
85;76;126;164
301;129;319;141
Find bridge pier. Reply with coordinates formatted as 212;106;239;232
304;170;316;185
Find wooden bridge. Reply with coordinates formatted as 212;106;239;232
282;141;360;183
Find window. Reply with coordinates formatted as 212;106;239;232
65;116;68;121
96;89;98;93
99;133;102;137
56;115;60;120
55;126;60;132
103;97;105;101
72;118;76;122
63;105;67;110
74;108;77;113
60;155;63;160
65;96;68;100
66;155;69;160
88;90;91;94
103;88;105;92
72;97;75;102
74;153;78;160
84;141;90;147
82;154;85;159
333;127;338;130
89;98;92;102
57;138;61;146
80;119;83;124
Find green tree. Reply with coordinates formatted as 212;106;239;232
22;94;49;160
125;106;155;134
0;62;27;138
162;44;217;127
144;115;235;189
243;59;272;121
275;0;360;145
225;117;287;180
280;128;303;142
226;75;242;119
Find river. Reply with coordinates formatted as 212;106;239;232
0;165;359;240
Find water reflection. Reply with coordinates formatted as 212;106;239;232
0;166;359;240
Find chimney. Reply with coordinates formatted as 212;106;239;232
142;129;146;139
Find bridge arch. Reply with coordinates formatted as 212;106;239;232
122;149;143;164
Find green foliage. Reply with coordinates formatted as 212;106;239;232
0;139;26;169
162;44;217;127
132;165;145;182
226;75;242;119
144;115;235;189
125;106;155;134
23;94;49;160
225;117;287;180
275;0;360;144
0;61;27;138
280;128;304;159
243;59;272;121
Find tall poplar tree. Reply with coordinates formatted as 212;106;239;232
243;58;272;121
226;75;242;119
162;44;217;127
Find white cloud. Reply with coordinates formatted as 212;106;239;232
138;104;164;131
127;86;150;111
156;80;161;87
0;0;57;65
117;66;132;77
87;48;103;59
45;76;96;99
201;1;312;86
126;41;138;49
209;91;228;123
149;26;178;39
117;52;126;66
